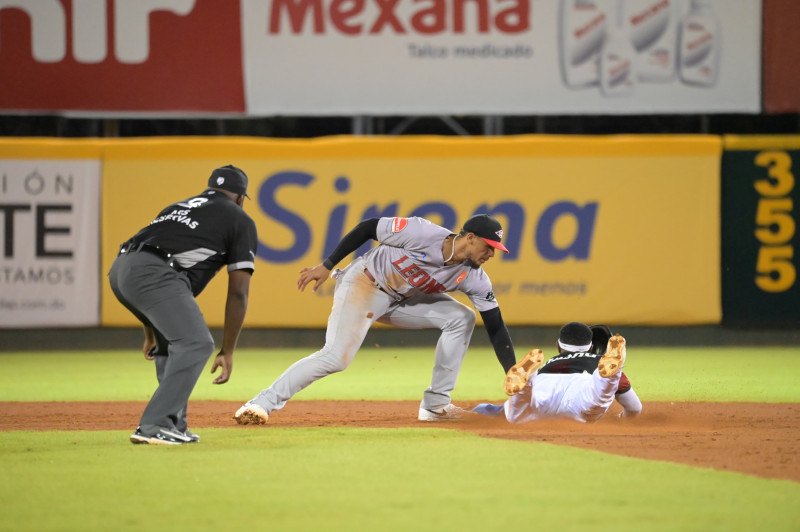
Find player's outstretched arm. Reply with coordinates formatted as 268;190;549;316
298;218;379;293
479;307;516;373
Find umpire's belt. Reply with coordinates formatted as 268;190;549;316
119;242;180;270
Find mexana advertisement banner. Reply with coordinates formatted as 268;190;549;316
0;151;102;328
244;0;760;114
99;136;721;328
0;0;760;115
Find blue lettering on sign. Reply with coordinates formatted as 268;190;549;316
408;202;457;231
536;201;598;261
256;171;312;263
255;172;597;264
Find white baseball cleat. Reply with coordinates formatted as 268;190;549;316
234;403;269;425
598;334;626;378
418;403;468;422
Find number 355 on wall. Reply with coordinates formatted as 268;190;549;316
754;151;796;293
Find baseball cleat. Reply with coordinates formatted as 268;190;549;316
130;427;191;445
598;334;626;378
504;349;544;396
234;403;269;425
183;429;200;443
418;403;468;422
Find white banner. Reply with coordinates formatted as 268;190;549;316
242;0;761;115
0;160;101;328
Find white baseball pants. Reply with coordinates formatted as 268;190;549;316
504;369;622;424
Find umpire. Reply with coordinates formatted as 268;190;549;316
109;165;258;445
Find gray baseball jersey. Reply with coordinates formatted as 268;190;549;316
363;217;500;312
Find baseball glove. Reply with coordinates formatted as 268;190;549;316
589;324;613;355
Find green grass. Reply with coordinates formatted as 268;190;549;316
1;428;798;532
1;346;799;532
1;347;799;402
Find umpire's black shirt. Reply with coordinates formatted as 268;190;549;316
122;189;258;296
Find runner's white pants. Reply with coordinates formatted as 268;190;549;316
504;369;622;424
249;257;476;413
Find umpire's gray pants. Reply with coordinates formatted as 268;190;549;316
108;250;214;435
248;257;476;413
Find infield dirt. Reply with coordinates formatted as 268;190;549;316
1;400;797;483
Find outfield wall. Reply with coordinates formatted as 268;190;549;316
0;135;797;330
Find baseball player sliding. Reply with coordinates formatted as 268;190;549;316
236;214;517;424
474;322;642;423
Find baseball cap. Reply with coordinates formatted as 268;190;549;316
208;165;251;199
463;214;509;253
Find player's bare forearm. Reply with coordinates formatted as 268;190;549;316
212;270;251;384
297;263;330;293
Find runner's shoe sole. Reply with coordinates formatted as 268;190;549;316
234;404;269;425
504;349;544;396
598;334;626;378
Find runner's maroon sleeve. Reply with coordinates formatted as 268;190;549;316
616;372;632;394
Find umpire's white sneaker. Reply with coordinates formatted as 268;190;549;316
234;403;269;425
418;403;468;422
598;334;626;378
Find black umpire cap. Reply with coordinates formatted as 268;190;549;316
208;165;251;199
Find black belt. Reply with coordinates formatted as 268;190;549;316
119;242;179;269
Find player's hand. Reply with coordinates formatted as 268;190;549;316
142;327;157;360
297;264;330;293
211;351;233;384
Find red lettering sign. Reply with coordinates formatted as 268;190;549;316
269;0;530;35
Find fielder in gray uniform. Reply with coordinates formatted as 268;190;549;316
109;165;258;445
235;214;517;424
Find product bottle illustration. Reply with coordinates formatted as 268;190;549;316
559;0;610;88
678;0;721;87
600;0;637;96
626;0;678;83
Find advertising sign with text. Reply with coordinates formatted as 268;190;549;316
100;136;721;327
243;0;760;115
0;0;760;115
0;0;244;113
0;159;101;327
